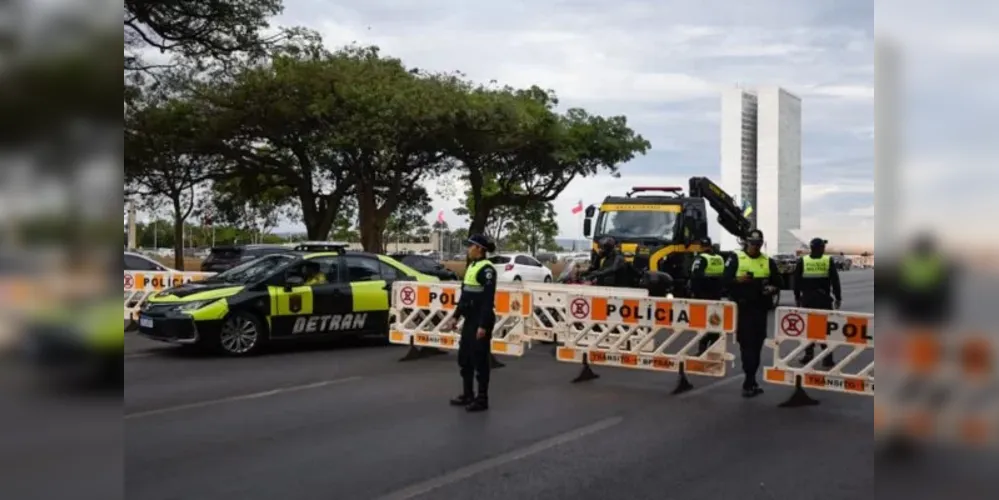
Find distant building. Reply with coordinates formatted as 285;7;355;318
720;86;802;254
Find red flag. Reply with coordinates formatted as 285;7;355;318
437;210;445;223
571;201;583;215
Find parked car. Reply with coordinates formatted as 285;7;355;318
832;254;853;271
124;251;172;272
389;253;459;281
488;253;553;283
200;244;290;273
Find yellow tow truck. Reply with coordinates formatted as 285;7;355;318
583;177;792;301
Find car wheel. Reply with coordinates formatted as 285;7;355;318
513;276;522;282
216;311;265;356
544;275;552;283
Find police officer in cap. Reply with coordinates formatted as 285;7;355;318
689;236;726;355
724;229;782;397
794;237;842;367
445;233;498;412
583;236;630;287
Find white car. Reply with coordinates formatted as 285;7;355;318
489;254;553;283
124;251;173;272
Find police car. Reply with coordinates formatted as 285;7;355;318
136;243;439;356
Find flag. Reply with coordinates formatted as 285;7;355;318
437;210;445;223
741;199;754;218
571;200;583;215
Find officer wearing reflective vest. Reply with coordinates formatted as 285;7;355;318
894;233;951;326
793;237;842;367
689;237;726;355
723;229;782;398
444;233;498;413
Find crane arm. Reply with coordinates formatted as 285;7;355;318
688;176;754;241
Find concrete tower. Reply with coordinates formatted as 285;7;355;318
720;86;802;254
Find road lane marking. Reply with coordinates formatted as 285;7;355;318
374;416;624;500
124;376;362;419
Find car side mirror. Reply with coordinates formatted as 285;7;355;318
584;205;596;218
285;275;305;290
583;219;592;238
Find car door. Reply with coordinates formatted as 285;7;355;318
342;255;392;335
524;255;548;280
513;255;536;280
266;257;338;339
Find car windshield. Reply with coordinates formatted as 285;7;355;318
595;210;678;240
206;254;297;284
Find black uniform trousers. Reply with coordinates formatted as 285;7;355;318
801;298;832;357
458;320;491;399
736;309;769;389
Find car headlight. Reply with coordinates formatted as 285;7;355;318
176;300;218;312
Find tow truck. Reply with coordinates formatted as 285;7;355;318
582;177;794;304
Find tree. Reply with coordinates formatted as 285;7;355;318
449;85;651;234
503;202;560;255
124;0;285;74
208;175;293;243
383;192;433;250
327;47;461;252
125;94;226;269
198;48;358;241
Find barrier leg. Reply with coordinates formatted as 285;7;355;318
671;362;694;395
550;334;559;358
572;353;600;383
398;338;427;362
778;375;821;408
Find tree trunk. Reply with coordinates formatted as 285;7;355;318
469;205;490;235
172;197;185;270
356;185;386;252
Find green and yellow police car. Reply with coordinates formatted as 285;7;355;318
136;244;439;356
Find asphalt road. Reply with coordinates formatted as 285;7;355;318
4;270;995;499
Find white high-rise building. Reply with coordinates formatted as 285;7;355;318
719;86;802;254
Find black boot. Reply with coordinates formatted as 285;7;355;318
450;394;474;406
800;347;815;366
466;396;489;412
742;382;764;398
822;355;836;369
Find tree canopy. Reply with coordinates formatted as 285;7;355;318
123;7;650;260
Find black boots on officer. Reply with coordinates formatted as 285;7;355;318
450;332;490;412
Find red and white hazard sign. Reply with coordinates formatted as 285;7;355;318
400;286;416;306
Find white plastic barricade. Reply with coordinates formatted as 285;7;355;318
764;307;874;407
124;271;215;321
556;294;737;390
515;282;648;343
388;281;532;358
875;332;998;449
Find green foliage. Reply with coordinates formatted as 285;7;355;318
124;0;285;72
448;86;651;234
501;202;560;254
123;22;651;252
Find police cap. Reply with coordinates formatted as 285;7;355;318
809;237;828;248
745;229;764;244
466;233;496;252
698;236;713;246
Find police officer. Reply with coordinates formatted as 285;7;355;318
724;229;782;398
794;238;842;367
689;237;725;355
584;236;630;287
894;233;951;326
445;234;498;413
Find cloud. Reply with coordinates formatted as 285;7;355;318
273;0;873;243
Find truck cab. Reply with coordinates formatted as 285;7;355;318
583;186;711;294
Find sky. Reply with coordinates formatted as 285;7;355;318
269;0;876;244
